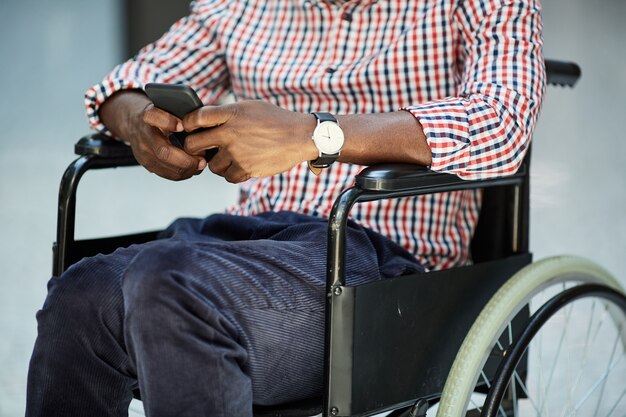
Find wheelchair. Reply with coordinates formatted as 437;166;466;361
52;60;626;417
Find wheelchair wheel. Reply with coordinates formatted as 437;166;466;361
435;256;626;417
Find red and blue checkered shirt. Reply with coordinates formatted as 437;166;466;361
86;0;545;270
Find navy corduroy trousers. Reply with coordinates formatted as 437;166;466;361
26;211;424;417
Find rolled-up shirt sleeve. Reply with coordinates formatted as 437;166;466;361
403;0;546;179
84;0;230;135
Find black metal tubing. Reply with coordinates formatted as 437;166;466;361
481;284;626;417
53;153;138;276
325;168;526;291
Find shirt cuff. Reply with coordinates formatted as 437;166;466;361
84;77;148;136
403;98;473;178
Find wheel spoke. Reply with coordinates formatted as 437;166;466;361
513;371;542;415
591;302;610;342
569;344;624;415
535;328;549;417
559;300;597;417
606;385;626;417
539;302;573;415
592;323;623;416
468;396;482;413
505;322;520;417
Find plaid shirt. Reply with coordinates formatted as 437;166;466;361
86;0;545;270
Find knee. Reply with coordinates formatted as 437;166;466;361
36;253;123;338
121;241;196;321
121;241;240;339
122;240;188;294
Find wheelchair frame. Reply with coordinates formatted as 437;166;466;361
53;135;533;417
52;60;600;417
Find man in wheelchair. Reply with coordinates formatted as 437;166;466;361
26;1;547;416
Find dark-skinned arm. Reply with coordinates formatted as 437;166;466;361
181;100;431;183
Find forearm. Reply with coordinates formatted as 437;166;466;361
297;111;432;167
182;101;433;183
337;111;431;166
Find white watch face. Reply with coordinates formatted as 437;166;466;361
313;121;345;154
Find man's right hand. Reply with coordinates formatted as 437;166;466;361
99;90;206;181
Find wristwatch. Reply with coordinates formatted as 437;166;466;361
308;112;345;174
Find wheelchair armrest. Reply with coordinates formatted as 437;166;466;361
54;134;138;276
75;133;138;163
356;164;451;191
327;164;528;288
354;163;526;198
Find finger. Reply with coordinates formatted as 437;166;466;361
184;130;222;156
144;131;205;177
207;150;232;176
144;152;205;181
183;105;236;132
223;163;251;184
151;162;196;181
143;104;183;132
155;142;205;174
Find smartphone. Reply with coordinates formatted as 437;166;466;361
144;83;217;161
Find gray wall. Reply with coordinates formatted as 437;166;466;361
125;0;190;58
533;0;626;280
0;1;624;415
0;0;123;414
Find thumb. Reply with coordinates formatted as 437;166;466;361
183;105;236;132
143;104;184;132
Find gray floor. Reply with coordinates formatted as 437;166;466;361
1;1;625;416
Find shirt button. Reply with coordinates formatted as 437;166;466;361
341;12;352;22
326;66;337;74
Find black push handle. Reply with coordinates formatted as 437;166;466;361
545;59;581;87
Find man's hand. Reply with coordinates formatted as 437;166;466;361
183;101;317;183
102;93;432;184
100;90;206;181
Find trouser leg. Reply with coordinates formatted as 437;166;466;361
122;241;253;417
120;236;333;416
26;247;140;417
26;238;323;417
27;212;423;417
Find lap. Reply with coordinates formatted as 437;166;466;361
53;210;423;404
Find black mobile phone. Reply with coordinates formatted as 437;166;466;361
144;83;217;161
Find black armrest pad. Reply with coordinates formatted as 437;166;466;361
355;164;463;192
75;133;135;159
355;163;527;195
